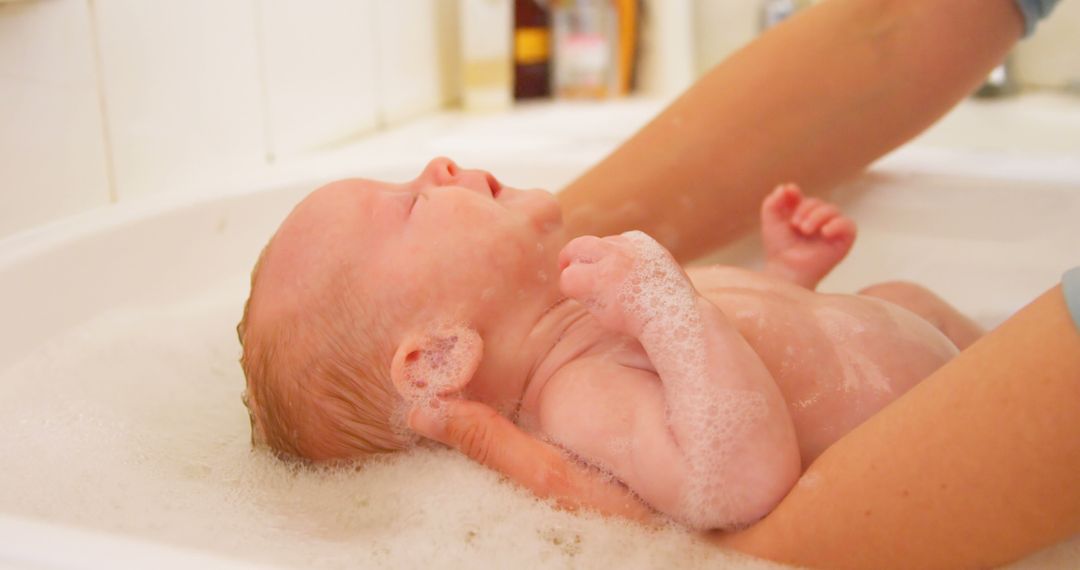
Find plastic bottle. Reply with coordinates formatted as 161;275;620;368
460;0;514;111
514;0;552;99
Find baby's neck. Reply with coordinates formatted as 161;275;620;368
466;291;607;423
513;297;615;421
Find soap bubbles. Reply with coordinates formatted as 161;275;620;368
0;281;787;569
615;231;770;529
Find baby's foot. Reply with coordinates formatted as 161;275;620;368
760;184;856;290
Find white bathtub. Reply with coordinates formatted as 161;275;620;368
1;101;1079;569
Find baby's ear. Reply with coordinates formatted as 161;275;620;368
390;325;483;400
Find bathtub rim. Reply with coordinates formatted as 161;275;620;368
2;144;1078;271
0;513;277;570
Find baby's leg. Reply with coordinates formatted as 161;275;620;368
859;281;984;350
760;184;856;290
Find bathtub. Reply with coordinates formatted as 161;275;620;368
1;100;1079;569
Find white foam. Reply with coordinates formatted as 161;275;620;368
0;280;1072;569
618;231;770;529
0;282;789;570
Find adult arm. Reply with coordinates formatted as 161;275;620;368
410;283;1080;568
406;399;656;522
558;0;1024;262
719;283;1080;569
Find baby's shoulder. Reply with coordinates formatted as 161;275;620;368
535;341;664;433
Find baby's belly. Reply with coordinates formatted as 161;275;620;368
688;266;958;463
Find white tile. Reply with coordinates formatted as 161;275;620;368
1015;0;1080;89
639;0;696;96
692;0;759;75
92;0;267;200
258;0;380;160
0;0;111;239
374;0;446;125
434;0;461;107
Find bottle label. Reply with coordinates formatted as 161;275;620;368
515;27;551;65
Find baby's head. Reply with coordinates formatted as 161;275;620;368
238;157;564;462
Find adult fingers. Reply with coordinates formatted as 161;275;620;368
408;399;655;522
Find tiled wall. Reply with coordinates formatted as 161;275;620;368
1;0;1077;240
691;0;1080;86
1015;0;1080;90
0;0;112;239
92;0;267;203
0;0;451;239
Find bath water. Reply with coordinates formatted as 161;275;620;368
0;280;775;569
0;279;1076;568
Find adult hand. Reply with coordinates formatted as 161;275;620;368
407;399;656;523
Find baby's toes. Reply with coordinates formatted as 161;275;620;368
794;202;840;236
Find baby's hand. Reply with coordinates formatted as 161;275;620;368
558;231;694;336
760;183;856;289
559;234;637;333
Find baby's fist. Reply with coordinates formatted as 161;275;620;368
558;234;638;333
559;231;694;336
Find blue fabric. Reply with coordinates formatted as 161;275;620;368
1063;266;1080;333
1014;0;1061;37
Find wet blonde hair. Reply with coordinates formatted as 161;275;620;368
237;248;408;462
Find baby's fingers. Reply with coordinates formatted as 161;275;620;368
408;399;656;523
821;216;857;241
795;202;840;235
559;260;602;302
761;183;803;225
558;235;610;270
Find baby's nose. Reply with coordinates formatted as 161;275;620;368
419;157;459;185
418;157;500;197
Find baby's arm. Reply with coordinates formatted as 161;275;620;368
539;232;800;529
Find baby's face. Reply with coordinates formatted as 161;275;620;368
254;157;564;341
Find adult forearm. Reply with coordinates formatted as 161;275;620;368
558;0;1023;262
719;285;1080;569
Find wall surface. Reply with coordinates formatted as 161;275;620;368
1;0;1077;240
691;0;1080;85
0;0;451;239
1015;0;1080;90
0;1;111;238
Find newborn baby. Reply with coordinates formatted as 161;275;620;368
237;157;978;529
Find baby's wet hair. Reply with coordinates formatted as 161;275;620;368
237;245;408;462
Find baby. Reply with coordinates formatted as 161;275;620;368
237;157;979;530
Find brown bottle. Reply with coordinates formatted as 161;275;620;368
514;0;552;99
